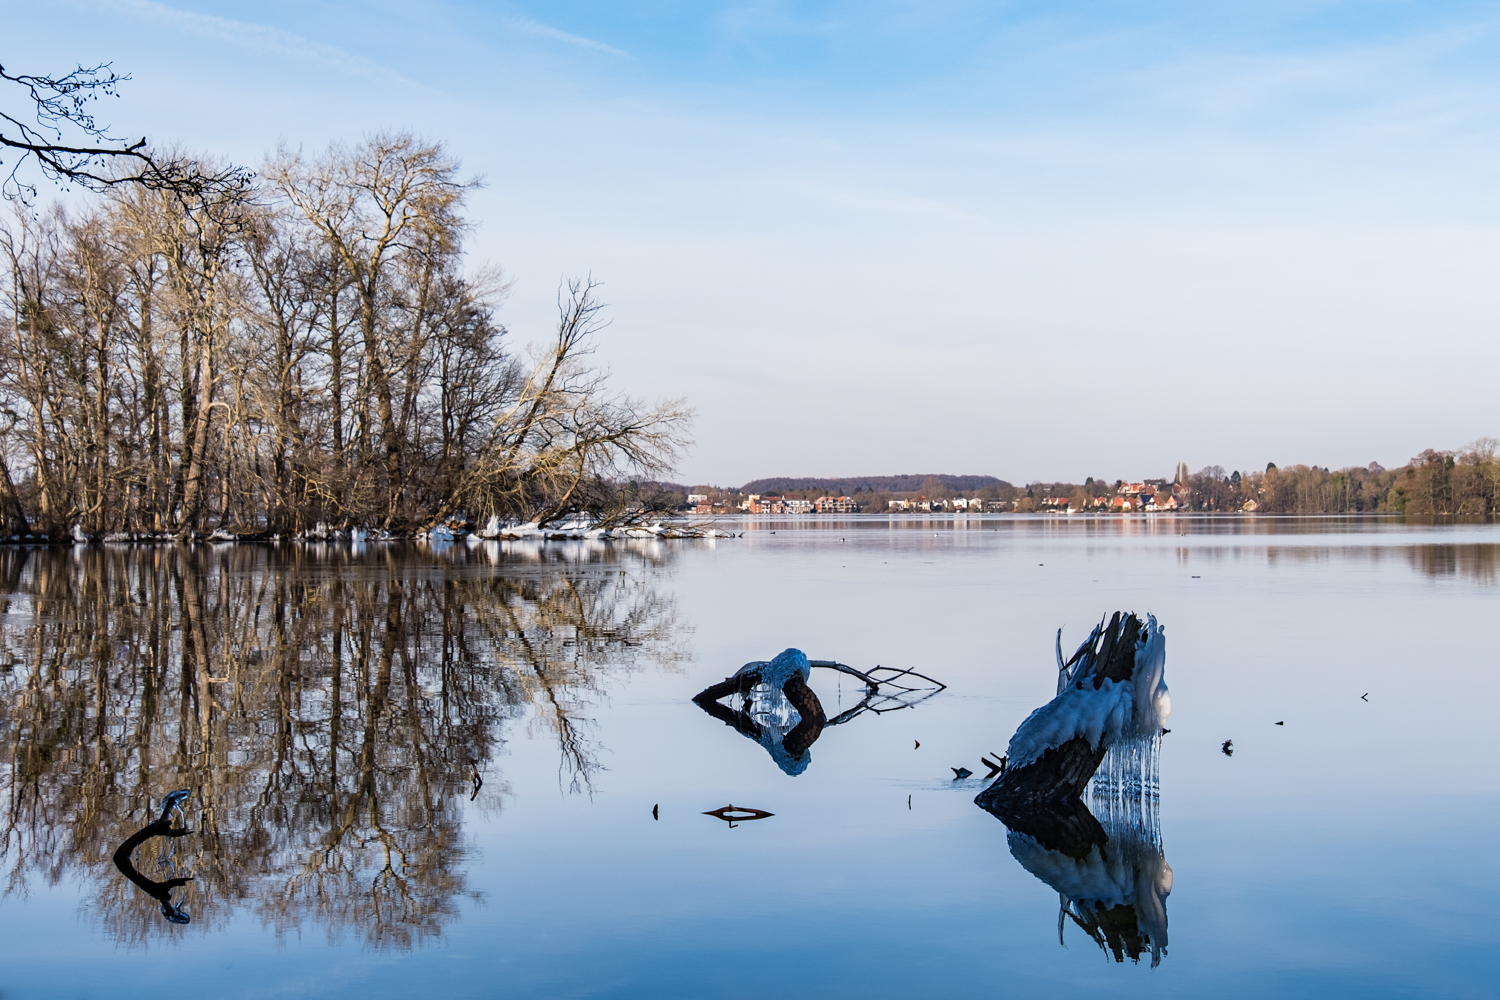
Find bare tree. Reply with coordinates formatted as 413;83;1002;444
437;277;692;528
0;59;249;202
268;133;471;526
0;134;692;537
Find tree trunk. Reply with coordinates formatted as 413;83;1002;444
177;341;215;537
0;454;28;534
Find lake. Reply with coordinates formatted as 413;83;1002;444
1;516;1497;998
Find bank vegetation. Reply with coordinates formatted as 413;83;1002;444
0;133;690;540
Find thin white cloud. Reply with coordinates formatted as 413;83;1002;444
505;17;629;57
96;0;414;83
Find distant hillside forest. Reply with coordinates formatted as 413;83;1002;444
685;443;1500;516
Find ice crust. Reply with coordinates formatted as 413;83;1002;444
1007;614;1170;770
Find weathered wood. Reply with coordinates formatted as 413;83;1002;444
975;735;1106;809
781;673;827;757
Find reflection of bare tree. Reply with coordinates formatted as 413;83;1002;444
0;542;683;946
1406;543;1500;585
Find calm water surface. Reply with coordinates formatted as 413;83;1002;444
1;516;1497;998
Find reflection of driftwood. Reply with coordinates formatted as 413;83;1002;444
111;791;193;925
809;660;946;722
692;649;825;774
703;805;774;827
977;612;1167;809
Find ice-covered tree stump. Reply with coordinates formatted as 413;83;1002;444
976;611;1169;809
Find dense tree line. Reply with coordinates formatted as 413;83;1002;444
1166;442;1500;514
0;133;690;539
1032;442;1500;515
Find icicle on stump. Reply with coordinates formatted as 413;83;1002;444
976;611;1170;810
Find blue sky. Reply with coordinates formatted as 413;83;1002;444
8;1;1500;485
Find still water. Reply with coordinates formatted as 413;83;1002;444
1;517;1497;998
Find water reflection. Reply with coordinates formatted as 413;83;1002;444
980;787;1171;966
0;543;683;947
1407;543;1500;584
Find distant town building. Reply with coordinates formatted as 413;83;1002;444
888;499;910;511
785;499;814;514
814;495;861;513
687;494;708;504
740;494;791;514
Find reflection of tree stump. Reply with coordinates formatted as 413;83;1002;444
976;791;1106;859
